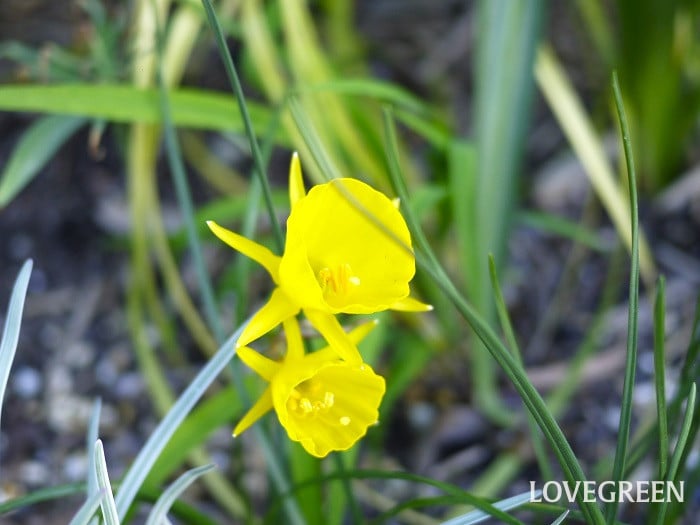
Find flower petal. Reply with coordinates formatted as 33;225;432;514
282;317;305;361
282;178;414;312
288;152;306;208
238;288;300;347
237;346;280;381
233;387;273;437
303;310;362;364
207;220;281;282
390;296;433;312
272;361;385;457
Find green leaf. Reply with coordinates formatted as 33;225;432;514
68;490;106;525
605;72;641;525
0;84;282;140
0;260;33;436
144;464;215;525
439;489;536;525
0;115;85;207
113;325;243;520
94;440;119;525
143;386;241;490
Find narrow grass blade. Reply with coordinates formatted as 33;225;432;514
0;85;280;139
653;276;669;479
488;255;553;481
604;72;640;525
0;116;85;207
144;464;215;525
144;386;241;489
94;440;119;525
68;489;106;525
654;383;697;525
0;484;84;515
534;46;655;285
299;78;431;114
200;0;283;252
549;509;570;525
0;259;33;436
289;96;341;181
86;398;102;525
439;490;537;525
113;325;242;519
156;59;224;343
517;211;611;252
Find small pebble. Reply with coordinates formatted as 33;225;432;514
64;341;94;368
114;372;144;400
407;401;436;430
63;453;87;482
12;367;43;398
19;461;50;486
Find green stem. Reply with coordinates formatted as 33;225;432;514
605;72;640;525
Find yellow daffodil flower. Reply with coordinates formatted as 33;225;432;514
233;318;385;457
207;154;430;363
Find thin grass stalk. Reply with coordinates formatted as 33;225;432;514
653;383;697;525
604;72;640;525
382;113;605;525
488;256;553;482
652;276;668;479
200;0;284;252
155;39;224;344
333;453;364;525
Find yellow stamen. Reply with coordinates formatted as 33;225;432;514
288;380;336;417
318;263;361;295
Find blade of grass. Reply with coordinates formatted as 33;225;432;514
144;464;215;525
549;509;571;525
113;325;242;519
0;259;33;436
156;38;224;344
0;116;85;207
200;0;283;252
517;210;612;253
0;484;84;515
94;440;119;525
143;386;241;489
488;255;553;482
653;383;697;525
653;276;669;479
382;112;605;524
289;96;341;181
86;398;102;525
0;84;279;138
439;489;537;525
68;490;106;525
604;71;640;525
